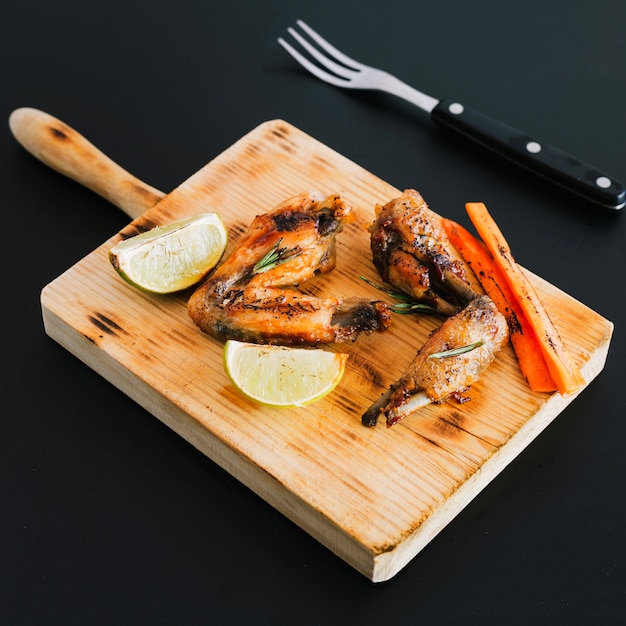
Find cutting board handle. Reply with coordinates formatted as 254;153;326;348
9;107;166;220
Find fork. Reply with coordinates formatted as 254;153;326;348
278;20;624;211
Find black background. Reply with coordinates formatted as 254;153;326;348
1;1;624;624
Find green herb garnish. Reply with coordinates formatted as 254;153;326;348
359;275;438;314
428;340;485;359
253;238;300;274
390;302;439;314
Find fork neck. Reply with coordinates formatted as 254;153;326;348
379;74;439;113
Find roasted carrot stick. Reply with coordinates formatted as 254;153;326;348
464;202;585;395
442;218;556;392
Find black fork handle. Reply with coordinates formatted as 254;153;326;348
431;99;625;211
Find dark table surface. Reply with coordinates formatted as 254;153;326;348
2;1;624;624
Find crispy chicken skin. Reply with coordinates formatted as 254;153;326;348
188;191;391;346
363;296;509;426
370;189;480;315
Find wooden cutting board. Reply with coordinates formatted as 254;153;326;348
35;117;612;582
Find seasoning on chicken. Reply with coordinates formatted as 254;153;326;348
188;191;391;346
362;295;509;426
370;188;480;315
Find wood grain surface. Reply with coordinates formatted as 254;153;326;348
40;120;613;581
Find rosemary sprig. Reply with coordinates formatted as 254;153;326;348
428;340;484;359
359;275;438;314
253;238;300;274
390;302;439;315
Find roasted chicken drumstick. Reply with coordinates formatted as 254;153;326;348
363;190;508;426
363;295;509;426
188;191;391;346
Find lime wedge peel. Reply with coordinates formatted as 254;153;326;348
109;212;227;294
223;340;349;408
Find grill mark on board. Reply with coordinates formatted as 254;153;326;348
88;312;128;337
49;125;69;141
331;392;361;416
118;215;160;240
269;124;296;154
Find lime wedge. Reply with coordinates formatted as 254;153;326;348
109;213;227;293
223;340;348;408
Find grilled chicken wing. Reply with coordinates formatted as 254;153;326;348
363;189;508;427
370;189;480;315
363;296;508;426
188;191;391;346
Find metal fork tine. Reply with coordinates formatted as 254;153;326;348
296;20;369;72
277;37;351;88
286;27;356;80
